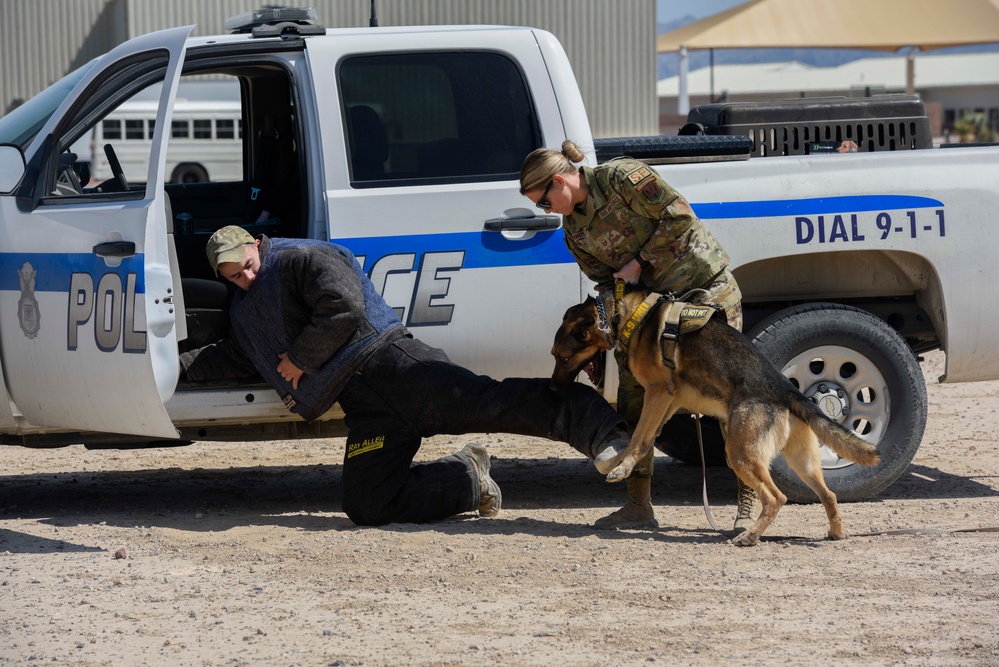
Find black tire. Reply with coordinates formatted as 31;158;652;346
171;163;209;184
748;303;927;503
655;414;728;466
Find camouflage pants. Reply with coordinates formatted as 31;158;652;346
615;269;743;476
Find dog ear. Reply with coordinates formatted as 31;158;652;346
562;302;584;323
575;315;596;335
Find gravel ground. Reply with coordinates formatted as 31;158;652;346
1;350;997;666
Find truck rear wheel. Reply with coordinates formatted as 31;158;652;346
748;303;927;502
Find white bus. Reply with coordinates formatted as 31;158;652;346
76;98;243;185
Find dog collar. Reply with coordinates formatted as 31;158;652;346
595;295;613;335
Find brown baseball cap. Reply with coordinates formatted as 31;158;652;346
206;225;255;275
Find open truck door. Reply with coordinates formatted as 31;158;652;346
0;26;192;438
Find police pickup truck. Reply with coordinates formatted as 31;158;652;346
0;8;994;502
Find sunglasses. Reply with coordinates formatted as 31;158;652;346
535;179;554;210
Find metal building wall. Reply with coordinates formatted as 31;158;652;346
0;0;127;115
122;0;370;36
366;0;658;138
2;0;656;138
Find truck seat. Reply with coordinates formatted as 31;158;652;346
165;190;232;351
347;105;388;181
179;278;230;352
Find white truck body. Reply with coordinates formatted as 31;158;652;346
672;147;999;383
0;11;993;499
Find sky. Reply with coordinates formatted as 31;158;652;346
656;0;999;77
658;0;746;25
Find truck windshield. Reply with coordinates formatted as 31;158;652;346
0;61;96;149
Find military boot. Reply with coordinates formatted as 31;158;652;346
733;477;758;533
594;474;658;530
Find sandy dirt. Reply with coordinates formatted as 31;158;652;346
1;349;997;666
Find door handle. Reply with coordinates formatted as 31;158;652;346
93;241;136;257
483;215;561;232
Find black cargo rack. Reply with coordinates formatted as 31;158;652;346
594;134;753;165
684;95;932;157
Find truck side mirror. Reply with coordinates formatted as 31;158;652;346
0;144;26;195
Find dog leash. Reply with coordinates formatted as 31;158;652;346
696;420;830;542
695;415;741;540
852;526;999;536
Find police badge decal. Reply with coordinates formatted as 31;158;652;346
18;262;40;339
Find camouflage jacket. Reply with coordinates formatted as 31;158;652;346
563;158;730;293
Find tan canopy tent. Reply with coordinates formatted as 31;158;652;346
658;0;999;111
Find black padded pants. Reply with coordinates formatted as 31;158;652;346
337;335;627;525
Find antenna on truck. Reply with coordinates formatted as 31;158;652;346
369;0;378;27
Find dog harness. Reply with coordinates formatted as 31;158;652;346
657;301;716;368
611;286;717;369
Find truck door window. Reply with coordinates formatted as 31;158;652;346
37;51;172;203
339;52;540;187
43;72;245;202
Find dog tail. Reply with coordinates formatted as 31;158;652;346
789;393;880;467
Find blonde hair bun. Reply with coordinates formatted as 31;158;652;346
561;140;585;164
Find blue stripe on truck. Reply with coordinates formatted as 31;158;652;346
334;228;575;269
0;195;946;289
693;194;943;219
0;253;146;293
337;194;945;269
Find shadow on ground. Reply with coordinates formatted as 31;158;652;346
0;457;993;542
0;528;105;555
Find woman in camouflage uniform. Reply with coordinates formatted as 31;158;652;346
520;140;756;532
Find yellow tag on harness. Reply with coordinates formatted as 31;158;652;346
618;294;660;348
619;301;650;344
678;305;714;334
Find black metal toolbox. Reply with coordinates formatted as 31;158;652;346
684;95;932;157
594;134;754;164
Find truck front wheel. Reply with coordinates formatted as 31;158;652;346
748;303;927;502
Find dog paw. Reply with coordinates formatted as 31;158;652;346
605;464;632;483
730;531;759;547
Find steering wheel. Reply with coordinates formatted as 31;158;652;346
103;143;129;192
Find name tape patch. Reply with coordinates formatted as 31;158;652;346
347;435;385;459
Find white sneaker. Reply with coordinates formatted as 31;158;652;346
460;443;502;517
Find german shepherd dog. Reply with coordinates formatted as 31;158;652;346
551;287;880;546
